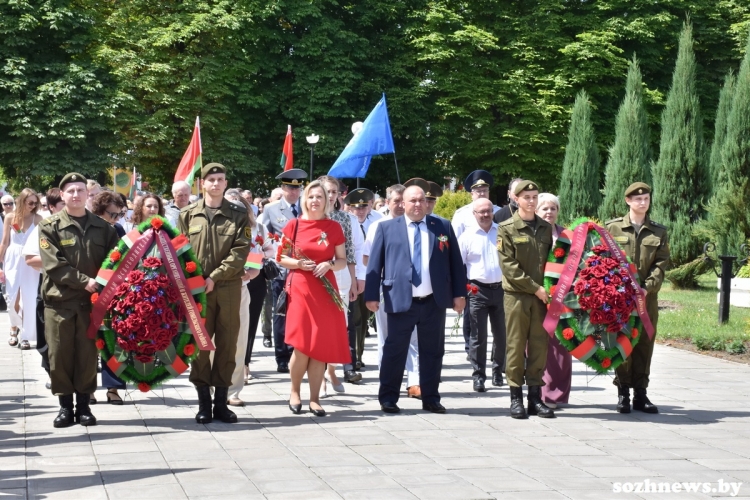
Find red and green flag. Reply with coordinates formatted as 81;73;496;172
280;125;293;171
245;252;263;270
128;167;138;199
174;117;203;186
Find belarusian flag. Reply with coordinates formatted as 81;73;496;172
280;125;293;171
174;117;203;186
128;166;137;199
245;252;263;270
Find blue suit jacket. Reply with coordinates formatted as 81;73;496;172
365;214;467;313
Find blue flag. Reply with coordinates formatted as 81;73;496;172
328;94;395;179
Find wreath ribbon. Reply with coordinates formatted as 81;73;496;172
88;228;215;350
542;222;655;341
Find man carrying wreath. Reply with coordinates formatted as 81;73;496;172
497;180;554;419
606;182;669;414
179;163;250;424
40;173;120;427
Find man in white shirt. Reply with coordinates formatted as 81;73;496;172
165;181;191;226
459;198;506;392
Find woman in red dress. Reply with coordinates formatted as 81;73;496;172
279;180;350;416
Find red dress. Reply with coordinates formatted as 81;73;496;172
282;218;350;363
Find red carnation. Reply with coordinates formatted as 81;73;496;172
553;247;565;259
631;328;639;339
95;339;105;350
110;250;122;263
183;344;196;356
601;358;612;369
138;382;151;393
185;262;197;273
196;303;203;312
150;217;163;230
90;292;99;304
143;257;162;269
470;285;479;295
562;328;574;340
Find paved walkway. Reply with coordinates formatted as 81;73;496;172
2;310;750;499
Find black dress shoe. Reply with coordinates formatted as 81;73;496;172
277;363;290;373
422;402;446;414
633;388;658;414
344;370;362;383
289;401;302;414
492;373;504;387
263;337;272;348
380;402;400;413
473;378;486;392
309;405;326;417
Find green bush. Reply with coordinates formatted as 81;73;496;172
434;190;472;221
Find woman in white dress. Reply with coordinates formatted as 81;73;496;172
0;188;42;349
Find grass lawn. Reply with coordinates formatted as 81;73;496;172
657;274;750;356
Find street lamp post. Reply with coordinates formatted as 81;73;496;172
306;134;319;181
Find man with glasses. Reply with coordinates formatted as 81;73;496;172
459;198;506;392
1;195;14;221
258;168;307;373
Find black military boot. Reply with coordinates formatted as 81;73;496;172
212;387;237;423
74;392;97;426
195;386;213;424
633;388;658;414
616;385;631;413
53;395;75;428
509;386;527;419
527;386;555;418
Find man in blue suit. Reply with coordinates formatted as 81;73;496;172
365;185;466;413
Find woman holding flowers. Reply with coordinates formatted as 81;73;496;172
536;193;572;409
278;180;349;416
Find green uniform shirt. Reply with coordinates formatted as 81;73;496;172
606;213;670;295
497;211;552;295
39;209;119;305
179;198;250;283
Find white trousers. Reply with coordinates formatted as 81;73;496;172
228;284;251;400
376;290;420;388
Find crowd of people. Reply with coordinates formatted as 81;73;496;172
3;165;669;427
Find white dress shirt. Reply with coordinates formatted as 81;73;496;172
349;212;366;281
363;214;392;258
451;202;500;239
407;217;432;297
458;223;503;284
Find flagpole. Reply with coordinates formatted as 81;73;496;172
393;153;401;184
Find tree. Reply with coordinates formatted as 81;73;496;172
709;71;736;193
599;56;652;221
651;20;707;266
0;0;118;189
557;91;601;224
720;31;750;185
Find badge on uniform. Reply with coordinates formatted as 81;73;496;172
512;236;529;244
60;238;75;247
614;236;629;244
244;227;251;239
40;237;50;249
276;217;287;224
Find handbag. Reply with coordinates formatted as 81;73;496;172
275;219;299;316
262;258;281;280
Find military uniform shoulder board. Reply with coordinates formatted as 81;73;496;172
605;217;623;224
40;215;59;226
183;203;197;211
650;221;667;230
498;218;514;227
230;203;245;212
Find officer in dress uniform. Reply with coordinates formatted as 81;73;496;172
40;173;119;428
606;182;669;414
497;180;554;419
345;188;375;371
258;168;307;373
179;163;250;424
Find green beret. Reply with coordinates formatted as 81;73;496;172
344;188;374;207
202;162;226;178
59;172;86;190
514;180;539;196
624;182;651;198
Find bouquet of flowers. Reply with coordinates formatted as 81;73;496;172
276;235;346;311
543;218;653;373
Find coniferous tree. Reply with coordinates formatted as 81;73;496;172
651;21;707;266
558;91;601;224
699;32;750;256
709;71;736;193
599;56;652;221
